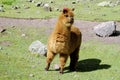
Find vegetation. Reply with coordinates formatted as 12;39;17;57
0;0;120;80
0;26;120;80
0;0;120;21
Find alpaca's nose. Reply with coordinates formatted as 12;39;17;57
71;17;74;21
70;17;74;23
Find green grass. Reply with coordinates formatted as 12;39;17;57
0;26;120;80
0;0;16;5
0;0;120;21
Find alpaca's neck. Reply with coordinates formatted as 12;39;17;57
54;21;71;37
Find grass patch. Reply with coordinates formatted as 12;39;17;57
0;0;120;21
0;0;16;5
0;26;120;80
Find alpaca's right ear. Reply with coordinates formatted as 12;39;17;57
72;8;75;11
63;8;68;14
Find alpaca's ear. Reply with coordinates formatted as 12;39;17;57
63;8;68;14
72;8;75;11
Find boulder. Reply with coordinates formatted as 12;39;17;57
93;21;116;37
29;40;47;56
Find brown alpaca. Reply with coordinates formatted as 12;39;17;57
45;8;82;74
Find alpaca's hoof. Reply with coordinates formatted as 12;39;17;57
70;67;76;71
45;68;48;71
59;71;64;74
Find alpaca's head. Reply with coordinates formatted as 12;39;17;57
59;8;74;27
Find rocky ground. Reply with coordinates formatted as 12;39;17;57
0;17;120;44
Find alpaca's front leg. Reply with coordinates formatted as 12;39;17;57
45;50;56;71
59;54;68;74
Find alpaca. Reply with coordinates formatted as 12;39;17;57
45;8;82;74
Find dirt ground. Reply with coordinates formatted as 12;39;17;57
0;17;120;44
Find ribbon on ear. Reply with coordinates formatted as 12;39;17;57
63;8;68;14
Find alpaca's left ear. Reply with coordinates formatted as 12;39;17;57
72;8;75;11
63;8;68;14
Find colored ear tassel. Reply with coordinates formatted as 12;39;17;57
63;8;68;13
63;8;67;11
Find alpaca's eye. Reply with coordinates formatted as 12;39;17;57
65;15;68;17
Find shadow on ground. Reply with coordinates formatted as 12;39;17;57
110;30;120;37
65;58;111;73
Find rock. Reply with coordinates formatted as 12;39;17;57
31;65;36;68
27;0;33;2
116;0;120;5
0;26;6;33
97;1;112;7
54;8;60;11
72;1;76;4
12;5;20;10
0;4;4;7
43;3;52;12
29;74;34;77
21;34;26;37
76;0;80;3
54;64;60;70
35;2;43;7
50;0;54;3
93;21;116;37
24;6;30;9
0;7;4;12
29;40;47;56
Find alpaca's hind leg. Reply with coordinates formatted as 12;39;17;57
70;47;79;71
59;54;68;74
45;50;56;71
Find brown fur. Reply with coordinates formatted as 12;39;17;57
45;8;82;74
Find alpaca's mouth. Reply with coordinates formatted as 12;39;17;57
69;21;74;24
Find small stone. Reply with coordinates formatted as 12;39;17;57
76;0;80;3
31;65;36;68
29;74;34;77
50;1;54;3
0;26;6;33
35;2;43;7
12;5;20;10
24;6;30;9
21;34;26;37
72;1;76;4
55;8;60;11
27;0;33;2
43;3;52;12
16;11;21;13
0;4;4;7
54;64;60;70
0;7;4;12
97;1;112;7
116;0;120;5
